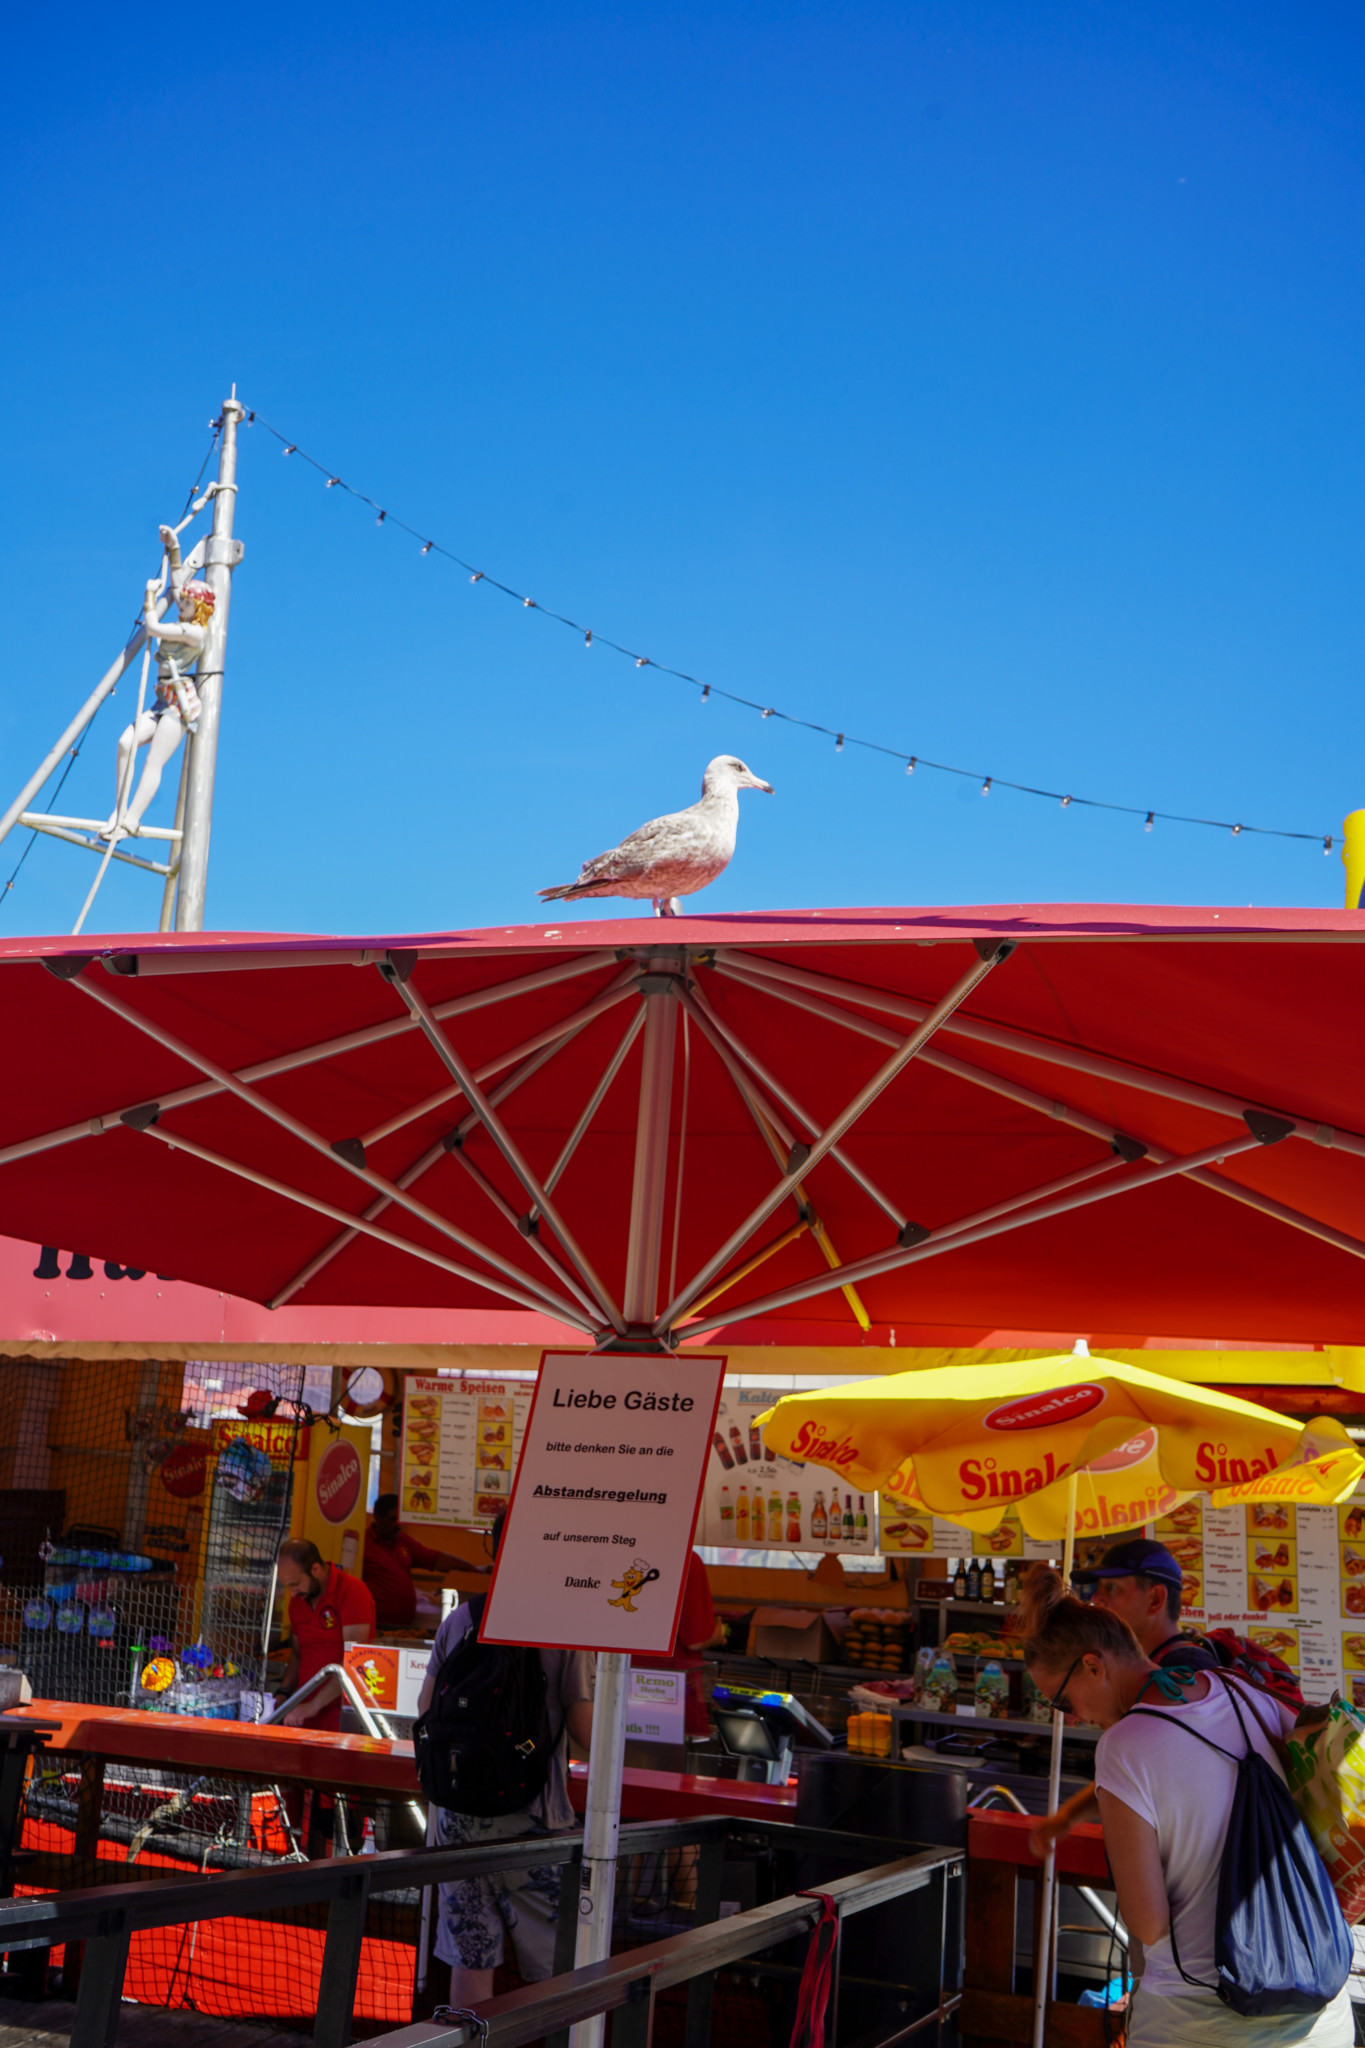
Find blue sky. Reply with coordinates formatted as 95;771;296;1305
1;2;1361;937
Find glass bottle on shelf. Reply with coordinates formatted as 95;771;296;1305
952;1559;968;1598
965;1558;981;1601
980;1556;997;1603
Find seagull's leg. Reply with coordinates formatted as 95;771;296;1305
654;896;680;918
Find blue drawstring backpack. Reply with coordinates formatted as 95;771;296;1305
1130;1673;1351;2018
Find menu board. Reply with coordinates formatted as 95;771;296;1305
878;1493;1060;1562
699;1386;876;1553
399;1375;532;1528
1135;1490;1365;1706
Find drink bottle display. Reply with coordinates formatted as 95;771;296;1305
980;1557;996;1602
748;1418;763;1461
843;1495;855;1543
720;1486;733;1531
751;1490;765;1542
769;1486;783;1534
855;1496;868;1541
786;1491;802;1543
736;1485;749;1541
966;1558;981;1601
811;1491;827;1542
952;1559;968;1598
728;1425;749;1466
712;1430;734;1471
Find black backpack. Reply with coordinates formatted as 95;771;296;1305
412;1596;556;1817
1130;1673;1351;2018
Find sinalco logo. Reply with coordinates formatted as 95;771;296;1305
316;1440;362;1523
983;1383;1105;1433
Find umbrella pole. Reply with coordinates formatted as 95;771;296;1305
1032;1469;1078;2048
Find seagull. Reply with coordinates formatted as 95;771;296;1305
539;755;774;917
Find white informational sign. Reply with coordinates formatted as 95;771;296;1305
699;1385;877;1553
480;1352;726;1655
399;1375;532;1527
625;1667;687;1743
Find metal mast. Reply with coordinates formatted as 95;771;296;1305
175;393;244;930
0;393;243;936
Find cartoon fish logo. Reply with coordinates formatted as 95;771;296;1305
607;1559;660;1613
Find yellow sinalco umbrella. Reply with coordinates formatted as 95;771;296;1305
762;1355;1362;2048
760;1353;1363;1535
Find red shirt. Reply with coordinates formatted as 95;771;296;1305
288;1564;376;1729
636;1552;718;1736
362;1523;444;1628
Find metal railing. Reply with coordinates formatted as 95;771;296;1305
0;1814;963;2048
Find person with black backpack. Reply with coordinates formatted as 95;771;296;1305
414;1511;594;2008
1018;1564;1351;2045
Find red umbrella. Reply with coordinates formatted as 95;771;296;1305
1;902;1363;1349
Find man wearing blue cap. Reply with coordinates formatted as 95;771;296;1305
1070;1537;1221;1674
1031;1536;1219;1856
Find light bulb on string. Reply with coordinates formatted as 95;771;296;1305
1145;813;1154;832
283;445;297;457
762;707;774;719
421;542;434;554
524;597;536;609
835;734;844;752
376;510;386;525
981;777;992;796
584;630;592;647
701;685;710;702
905;758;916;775
1231;823;1243;836
1325;836;1335;855
326;477;341;489
1060;795;1072;808
470;571;484;583
636;656;648;668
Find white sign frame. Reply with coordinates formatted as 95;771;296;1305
480;1351;725;1655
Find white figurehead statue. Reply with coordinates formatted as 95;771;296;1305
104;524;215;839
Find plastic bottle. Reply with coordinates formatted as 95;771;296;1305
736;1486;749;1542
769;1485;783;1532
728;1425;749;1467
719;1486;733;1532
748;1418;763;1462
811;1491;827;1543
713;1431;734;1471
750;1490;765;1543
786;1492;802;1544
359;1816;377;1855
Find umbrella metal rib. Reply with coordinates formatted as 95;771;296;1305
716;948;1365;1158
715;954;1365;1269
358;968;639;1147
127;1118;598;1331
672;985;873;1324
271;1005;617;1308
684;973;909;1229
678;1127;1273;1335
1;950;619;1175
528;1007;646;1224
72;971;591;1327
384;964;627;1335
654;940;1015;1333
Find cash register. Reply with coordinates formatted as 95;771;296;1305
710;1682;834;1784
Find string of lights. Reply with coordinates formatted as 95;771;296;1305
244;405;1335;855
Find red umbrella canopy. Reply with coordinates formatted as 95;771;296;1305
2;904;1364;1348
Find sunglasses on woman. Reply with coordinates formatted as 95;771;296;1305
1046;1654;1087;1717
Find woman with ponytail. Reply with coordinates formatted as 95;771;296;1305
1016;1565;1349;2046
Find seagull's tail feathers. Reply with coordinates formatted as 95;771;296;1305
538;879;612;903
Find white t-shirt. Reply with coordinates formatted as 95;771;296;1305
1095;1674;1293;1998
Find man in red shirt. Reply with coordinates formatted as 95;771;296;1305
362;1494;491;1630
276;1537;377;1731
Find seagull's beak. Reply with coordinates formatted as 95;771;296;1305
741;772;774;793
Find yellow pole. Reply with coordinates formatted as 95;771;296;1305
1344;811;1365;909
